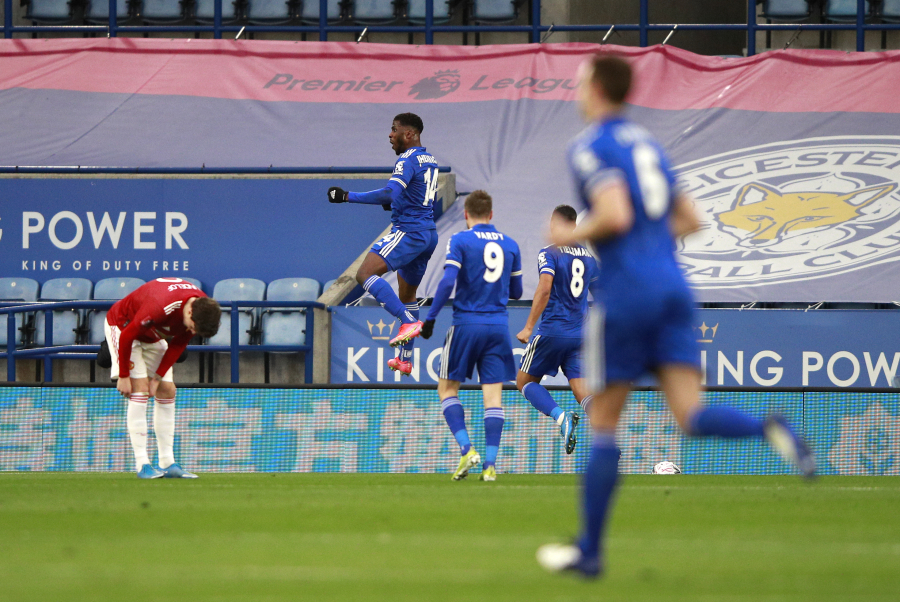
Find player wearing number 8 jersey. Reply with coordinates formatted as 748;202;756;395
420;191;522;482
537;55;815;579
327;113;440;376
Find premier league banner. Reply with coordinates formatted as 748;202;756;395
331;307;900;388
1;386;897;476
5;40;900;301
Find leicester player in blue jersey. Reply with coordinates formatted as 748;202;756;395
516;205;598;455
537;55;816;578
420;190;522;482
328;113;439;376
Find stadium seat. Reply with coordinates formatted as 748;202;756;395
407;0;453;23
322;279;337;292
207;278;266;347
299;0;342;23
758;0;812;21
25;0;78;23
883;0;900;21
351;0;398;23
88;277;145;345
0;278;40;347
85;0;133;22
261;278;321;346
142;0;186;22
180;277;204;292
823;0;874;22
34;278;93;346
471;0;517;22
193;0;242;22
246;0;294;23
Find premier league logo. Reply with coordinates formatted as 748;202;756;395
409;70;461;100
676;137;900;288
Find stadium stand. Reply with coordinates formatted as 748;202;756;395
24;0;79;24
84;0;132;23
261;277;321;346
407;0;453;22
207;278;266;347
0;278;39;347
141;0;186;22
34;278;92;346
823;0;875;21
246;0;294;24
471;0;519;22
87;277;145;345
351;0;399;23
193;0;242;23
299;0;342;23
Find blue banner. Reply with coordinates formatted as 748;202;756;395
1;386;897;476
0;177;393;288
331;307;900;388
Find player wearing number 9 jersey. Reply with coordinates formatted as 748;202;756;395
537;55;815;579
421;191;522;482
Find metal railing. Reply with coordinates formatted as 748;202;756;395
0;299;327;384
2;0;899;54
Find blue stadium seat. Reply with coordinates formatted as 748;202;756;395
823;0;874;22
180;277;204;292
758;0;812;21
299;0;342;23
471;0;517;22
207;278;266;347
407;0;452;23
193;0;241;22
88;277;145;345
142;0;186;22
0;278;39;347
246;0;294;23
25;0;76;22
352;0;398;23
85;0;133;22
34;278;93;346
322;279;337;292
261;278;321;346
883;0;900;21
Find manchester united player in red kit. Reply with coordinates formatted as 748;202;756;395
105;277;221;478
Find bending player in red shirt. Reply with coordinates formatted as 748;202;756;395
104;277;221;479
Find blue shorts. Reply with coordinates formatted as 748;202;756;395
584;291;700;390
439;323;516;384
519;334;582;380
371;227;438;287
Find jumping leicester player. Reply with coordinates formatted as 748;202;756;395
516;205;598;455
420;191;522;482
328;113;439;377
105;277;221;479
536;55;816;578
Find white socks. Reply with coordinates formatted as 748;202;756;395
154;398;176;469
127;393;150;470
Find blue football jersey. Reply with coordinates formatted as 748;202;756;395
445;224;522;326
534;245;598;338
567;116;687;299
388;146;439;233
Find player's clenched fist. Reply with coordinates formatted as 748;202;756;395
328;187;348;203
421;319;435;339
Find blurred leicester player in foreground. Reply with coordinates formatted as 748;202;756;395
537;55;816;578
104;278;221;478
421;191;522;482
328;113;439;377
516;204;598;455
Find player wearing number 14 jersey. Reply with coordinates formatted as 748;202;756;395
327;113;440;376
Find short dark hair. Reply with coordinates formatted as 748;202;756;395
192;297;221;338
465;190;492;218
393;112;424;134
552;204;577;222
590;55;632;105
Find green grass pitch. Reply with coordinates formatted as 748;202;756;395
1;473;898;601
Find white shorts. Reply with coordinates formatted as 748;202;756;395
104;322;174;382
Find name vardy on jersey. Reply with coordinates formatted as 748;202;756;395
264;74;578;95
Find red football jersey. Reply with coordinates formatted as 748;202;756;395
107;278;206;379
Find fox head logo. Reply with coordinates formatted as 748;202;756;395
716;181;897;248
409;70;460;100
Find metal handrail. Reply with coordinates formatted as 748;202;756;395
0;0;889;54
1;299;327;384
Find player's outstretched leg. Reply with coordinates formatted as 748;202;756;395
660;366;816;477
128;391;164;479
441;394;480;480
153;386;198;479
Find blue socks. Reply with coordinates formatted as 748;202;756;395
363;275;415;324
441;397;470;455
579;432;620;560
400;303;419;361
689;406;765;438
483;407;505;468
523;382;563;421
